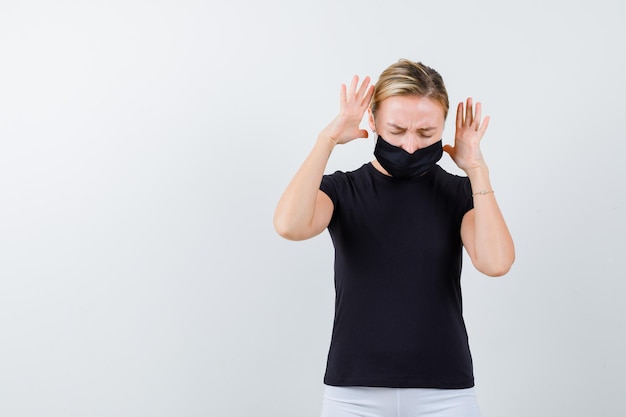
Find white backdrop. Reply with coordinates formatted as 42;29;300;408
1;1;625;416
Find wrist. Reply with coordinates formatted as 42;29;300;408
315;132;338;153
464;164;489;180
465;165;493;195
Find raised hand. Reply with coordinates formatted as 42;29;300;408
443;98;490;172
321;75;375;145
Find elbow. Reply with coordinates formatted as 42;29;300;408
273;217;295;240
273;215;307;241
482;263;512;277
274;224;299;241
475;254;516;278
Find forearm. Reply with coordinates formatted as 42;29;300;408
466;166;515;276
273;134;336;239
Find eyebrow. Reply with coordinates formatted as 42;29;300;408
387;123;436;131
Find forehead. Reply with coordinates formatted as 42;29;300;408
376;95;445;126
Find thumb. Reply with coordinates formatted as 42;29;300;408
442;144;454;155
357;129;369;139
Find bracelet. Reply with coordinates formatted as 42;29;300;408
472;190;494;197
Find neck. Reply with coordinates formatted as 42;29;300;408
371;159;391;176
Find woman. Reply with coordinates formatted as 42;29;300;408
273;59;515;417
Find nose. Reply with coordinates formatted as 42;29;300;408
401;136;420;154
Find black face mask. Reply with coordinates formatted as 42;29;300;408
373;135;443;179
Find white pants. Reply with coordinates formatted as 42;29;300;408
321;385;482;417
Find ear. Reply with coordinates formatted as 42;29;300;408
367;108;376;134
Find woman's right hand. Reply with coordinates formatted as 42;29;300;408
321;75;375;145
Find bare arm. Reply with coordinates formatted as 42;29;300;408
273;76;375;241
461;167;515;277
444;98;515;276
272;137;335;241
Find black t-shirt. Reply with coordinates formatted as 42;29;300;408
319;162;475;389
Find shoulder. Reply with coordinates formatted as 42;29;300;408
320;163;372;202
325;163;370;179
432;165;468;183
430;165;473;214
431;165;473;203
431;165;471;189
322;163;371;186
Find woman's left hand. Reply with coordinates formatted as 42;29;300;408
443;98;490;173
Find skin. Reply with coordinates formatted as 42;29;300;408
367;95;445;169
273;75;515;277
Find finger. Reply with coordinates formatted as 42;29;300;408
478;115;490;136
361;85;375;107
356;76;371;99
339;83;347;107
348;75;359;97
456;102;464;129
465;97;473;126
473;102;482;130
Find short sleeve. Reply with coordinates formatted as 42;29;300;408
320;171;343;207
461;177;474;215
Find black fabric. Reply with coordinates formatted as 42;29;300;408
319;162;475;389
373;136;443;179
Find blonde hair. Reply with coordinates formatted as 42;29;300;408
371;59;449;119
